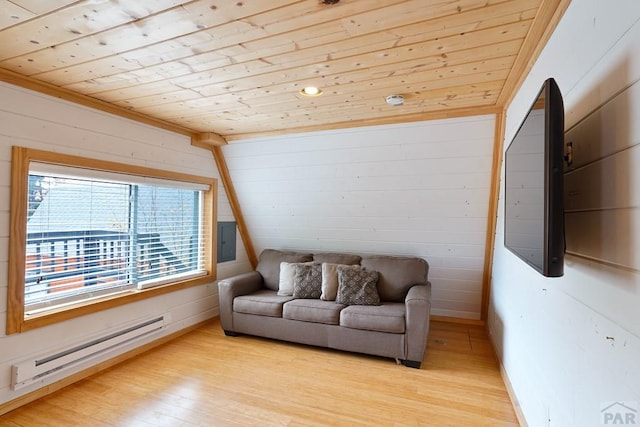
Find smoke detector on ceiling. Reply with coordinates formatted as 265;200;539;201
385;94;404;106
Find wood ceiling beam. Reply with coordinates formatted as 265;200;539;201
212;145;258;270
190;134;257;270
496;0;572;107
192;141;258;270
191;132;227;148
481;0;571;322
224;104;502;141
0;68;195;137
481;109;506;322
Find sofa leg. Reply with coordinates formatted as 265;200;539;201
401;360;422;369
224;330;239;337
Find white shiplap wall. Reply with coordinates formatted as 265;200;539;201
489;1;640;425
223;116;496;319
0;82;250;406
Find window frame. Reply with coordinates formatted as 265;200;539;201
7;146;217;335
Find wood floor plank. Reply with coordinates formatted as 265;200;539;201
0;319;518;426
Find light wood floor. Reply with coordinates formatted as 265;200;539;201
1;319;518;426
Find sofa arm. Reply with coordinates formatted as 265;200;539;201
404;283;432;367
218;271;263;332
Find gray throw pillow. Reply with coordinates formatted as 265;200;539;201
292;263;322;299
336;265;380;306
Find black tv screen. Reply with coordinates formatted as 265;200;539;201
504;78;565;277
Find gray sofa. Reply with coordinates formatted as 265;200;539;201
217;249;431;368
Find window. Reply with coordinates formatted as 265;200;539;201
8;147;216;334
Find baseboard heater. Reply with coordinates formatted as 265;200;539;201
11;315;169;391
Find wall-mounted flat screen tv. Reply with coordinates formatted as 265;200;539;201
504;77;565;277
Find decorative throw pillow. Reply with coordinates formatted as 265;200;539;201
256;249;313;291
336;265;380;306
320;262;344;301
277;262;298;296
292;263;322;299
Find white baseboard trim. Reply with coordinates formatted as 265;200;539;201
498;361;528;426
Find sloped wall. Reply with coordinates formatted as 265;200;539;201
489;1;640;425
0;82;250;406
223;116;496;319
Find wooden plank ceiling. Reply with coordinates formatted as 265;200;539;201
0;0;557;141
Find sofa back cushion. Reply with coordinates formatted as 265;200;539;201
360;256;428;302
256;249;313;290
313;252;361;265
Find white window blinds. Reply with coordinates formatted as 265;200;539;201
25;167;207;313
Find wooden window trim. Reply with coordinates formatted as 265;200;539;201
7;146;217;335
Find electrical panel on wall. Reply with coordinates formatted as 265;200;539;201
563;83;640;271
217;222;237;263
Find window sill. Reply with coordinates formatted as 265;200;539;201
11;273;214;334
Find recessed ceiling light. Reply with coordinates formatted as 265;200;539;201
300;86;322;97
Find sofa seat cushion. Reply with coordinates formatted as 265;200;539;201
283;299;346;325
233;290;294;317
340;303;406;333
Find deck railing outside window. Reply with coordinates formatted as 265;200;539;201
25;230;198;310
